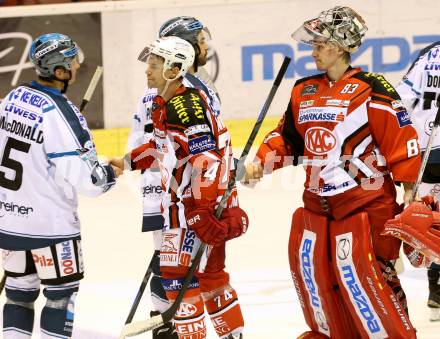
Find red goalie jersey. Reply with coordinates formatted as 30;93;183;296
129;85;237;228
257;67;421;195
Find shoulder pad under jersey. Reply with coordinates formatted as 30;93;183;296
166;87;209;130
355;72;400;100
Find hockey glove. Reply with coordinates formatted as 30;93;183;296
222;207;249;241
186;207;228;245
383;201;440;264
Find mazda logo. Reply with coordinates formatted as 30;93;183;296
337;238;351;260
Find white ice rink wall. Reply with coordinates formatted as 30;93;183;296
1;0;440;128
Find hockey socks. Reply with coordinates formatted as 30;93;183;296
203;286;244;338
163;278;207;339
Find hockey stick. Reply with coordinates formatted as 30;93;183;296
79;65;103;114
124;251;157;324
411;101;440;202
119;56;291;338
0;274;5;295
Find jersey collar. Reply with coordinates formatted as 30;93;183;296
31;80;63;96
325;66;362;85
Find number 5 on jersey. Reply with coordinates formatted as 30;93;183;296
0;137;31;191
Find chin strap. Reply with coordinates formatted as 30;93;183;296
159;79;171;98
60;79;69;94
51;69;72;94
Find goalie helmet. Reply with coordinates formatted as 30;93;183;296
29;33;78;78
292;6;368;53
138;36;195;80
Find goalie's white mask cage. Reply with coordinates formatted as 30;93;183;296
292;6;368;53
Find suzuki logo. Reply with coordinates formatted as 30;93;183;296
305;127;336;155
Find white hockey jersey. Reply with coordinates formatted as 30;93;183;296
127;73;221;232
0;81;115;250
396;41;440;163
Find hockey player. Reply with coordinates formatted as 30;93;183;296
395;41;440;321
112;36;247;339
126;16;221;338
244;6;420;338
0;33;121;338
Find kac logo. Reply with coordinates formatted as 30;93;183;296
304;127;336;155
176;302;198;317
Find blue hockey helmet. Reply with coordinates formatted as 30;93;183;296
29;33;78;78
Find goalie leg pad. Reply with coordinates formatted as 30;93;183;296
330;212;416;339
377;259;408;314
297;331;331;338
289;208;359;339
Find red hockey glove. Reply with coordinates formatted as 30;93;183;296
221;207;249;241
382;201;440;264
186;207;228;246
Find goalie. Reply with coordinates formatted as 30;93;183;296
244;6;420;338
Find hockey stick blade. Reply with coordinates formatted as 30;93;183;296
79;65;103;113
120;56;291;338
120;313;164;338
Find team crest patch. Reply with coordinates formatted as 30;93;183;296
301;84;318;96
304;127;337;155
396;109;412;128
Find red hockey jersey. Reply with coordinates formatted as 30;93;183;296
129;85;237;228
256;67;421;196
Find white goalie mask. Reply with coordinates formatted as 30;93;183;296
138;36;195;81
292;6;368;53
